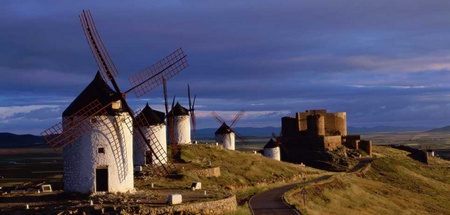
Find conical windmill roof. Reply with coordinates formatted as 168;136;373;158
264;138;280;149
168;102;189;116
215;122;234;134
63;72;124;116
136;103;165;126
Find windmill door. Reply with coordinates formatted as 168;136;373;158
96;168;108;192
145;150;152;165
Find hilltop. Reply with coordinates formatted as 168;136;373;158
285;145;450;215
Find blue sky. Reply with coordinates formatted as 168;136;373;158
2;1;450;134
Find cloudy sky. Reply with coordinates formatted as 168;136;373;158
2;1;450;134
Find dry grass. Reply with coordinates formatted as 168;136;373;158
285;146;450;215
142;144;325;205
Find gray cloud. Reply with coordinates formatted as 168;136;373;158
3;1;450;134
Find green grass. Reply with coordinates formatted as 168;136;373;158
285;146;450;215
140;144;324;205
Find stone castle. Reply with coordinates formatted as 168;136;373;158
281;109;372;164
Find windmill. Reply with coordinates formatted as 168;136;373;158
40;10;188;193
169;102;191;145
133;103;167;166
263;132;282;161
187;84;197;141
270;131;297;162
211;110;248;150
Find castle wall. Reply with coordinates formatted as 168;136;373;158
63;113;134;193
343;135;361;149
307;115;325;136
323;136;342;151
325;112;347;136
359;140;372;156
282;117;300;144
282;116;299;136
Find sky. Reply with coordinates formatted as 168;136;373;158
3;1;450;135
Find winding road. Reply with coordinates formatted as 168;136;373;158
249;175;332;215
249;157;375;215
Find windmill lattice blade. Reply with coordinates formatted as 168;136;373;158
234;129;249;143
191;111;196;140
163;78;169;117
79;10;119;81
41;99;109;150
124;109;176;175
128;48;188;98
272;132;278;140
230;110;245;128
211;111;225;124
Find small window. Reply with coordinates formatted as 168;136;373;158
98;147;105;154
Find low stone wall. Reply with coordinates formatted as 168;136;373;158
189;167;221;177
387;145;428;164
126;195;237;215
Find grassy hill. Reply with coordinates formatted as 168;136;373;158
136;144;326;214
285;146;450;215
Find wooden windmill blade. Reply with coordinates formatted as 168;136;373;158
233;128;249;143
41;99;110;151
191;95;197;139
79;10;187;175
163;78;176;145
188;84;197;139
230;110;245;128
79;10;119;81
230;110;248;143
128;108;175;173
211;111;225;124
127;48;189;98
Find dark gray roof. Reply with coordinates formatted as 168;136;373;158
215;122;233;134
63;72;124;117
136;103;165;126
264;138;280;149
169;102;189;116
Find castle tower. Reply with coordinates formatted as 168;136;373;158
62;72;134;193
134;103;167;166
169;102;191;144
215;122;235;150
307;114;325;136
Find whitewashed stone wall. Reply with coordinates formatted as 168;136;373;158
133;124;167;166
215;133;235;150
174;115;191;144
264;147;281;161
63;113;134;193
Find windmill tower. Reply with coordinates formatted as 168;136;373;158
169;102;191;144
263;133;281;161
212;111;247;150
133;103;167;166
61;72;134;192
41;10;188;193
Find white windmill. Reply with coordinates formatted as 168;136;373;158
41;10;188;193
212;110;247;150
133;103;167;166
263;134;281;161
